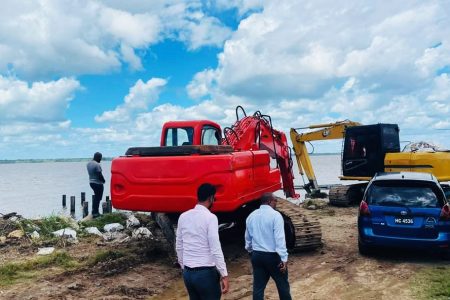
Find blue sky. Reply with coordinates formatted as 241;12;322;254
0;0;449;159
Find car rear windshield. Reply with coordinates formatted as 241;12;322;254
366;180;445;208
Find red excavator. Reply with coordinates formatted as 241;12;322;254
111;106;322;251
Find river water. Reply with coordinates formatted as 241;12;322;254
0;155;342;219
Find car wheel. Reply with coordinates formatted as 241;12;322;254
358;240;372;256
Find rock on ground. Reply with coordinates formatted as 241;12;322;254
37;247;55;255
104;223;124;232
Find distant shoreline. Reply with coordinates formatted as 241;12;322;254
0;153;339;164
0;157;114;164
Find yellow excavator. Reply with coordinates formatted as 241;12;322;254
290;121;450;206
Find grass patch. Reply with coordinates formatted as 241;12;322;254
19;216;75;239
413;266;450;299
0;251;78;286
81;212;127;230
87;249;126;266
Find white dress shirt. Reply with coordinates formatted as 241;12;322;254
245;205;288;262
176;204;228;277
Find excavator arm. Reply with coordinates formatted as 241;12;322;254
223;107;298;198
290;120;361;196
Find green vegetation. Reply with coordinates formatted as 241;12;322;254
0;251;78;286
14;213;128;242
0;212;155;288
413;266;450;299
87;249;126;266
19;215;76;241
17;216;78;245
81;212;127;230
0;247;136;287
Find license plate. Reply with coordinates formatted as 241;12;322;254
394;217;414;225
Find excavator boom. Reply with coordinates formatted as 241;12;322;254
290;120;361;195
224;108;297;198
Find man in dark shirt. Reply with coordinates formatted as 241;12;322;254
86;152;106;218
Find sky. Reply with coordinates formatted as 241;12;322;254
0;0;449;159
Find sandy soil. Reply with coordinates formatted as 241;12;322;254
0;205;445;300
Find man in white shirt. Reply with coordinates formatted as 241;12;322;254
176;183;229;299
245;193;292;300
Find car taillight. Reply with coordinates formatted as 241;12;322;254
359;201;371;216
440;204;450;220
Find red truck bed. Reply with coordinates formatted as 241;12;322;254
111;149;281;213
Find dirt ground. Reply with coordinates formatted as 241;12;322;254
0;205;445;300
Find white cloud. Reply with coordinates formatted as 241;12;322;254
120;44;143;71
3;0;450;158
189;0;450;100
183;0;450;150
182;15;232;50
214;0;264;16
95;78;167;123
415;43;450;77
434;121;450;130
99;7;160;48
187;69;217;99
0;75;80;123
0;0;232;79
90;100;232;147
427;73;450;102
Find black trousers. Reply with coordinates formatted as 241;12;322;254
251;251;291;300
89;183;104;215
182;266;221;300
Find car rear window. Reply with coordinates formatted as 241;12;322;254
366;180;445;208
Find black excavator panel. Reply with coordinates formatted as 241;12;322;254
342;124;400;177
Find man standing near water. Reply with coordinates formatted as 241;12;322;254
86;152;105;218
245;192;292;300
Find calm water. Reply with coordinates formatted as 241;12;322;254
0;161;111;219
0;155;343;219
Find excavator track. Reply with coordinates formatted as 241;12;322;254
275;197;322;251
328;183;367;206
155;200;322;253
328;185;353;206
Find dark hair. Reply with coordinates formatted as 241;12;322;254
260;192;274;204
93;152;102;162
197;183;216;202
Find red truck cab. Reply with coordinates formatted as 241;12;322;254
160;120;222;146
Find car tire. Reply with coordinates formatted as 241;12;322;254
358;240;372;256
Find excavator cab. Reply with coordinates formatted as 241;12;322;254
342;124;400;177
161;120;222;146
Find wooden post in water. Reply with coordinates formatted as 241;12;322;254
106;196;112;213
81;192;86;205
82;201;89;218
70;196;76;214
102;202;108;215
62;195;67;207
